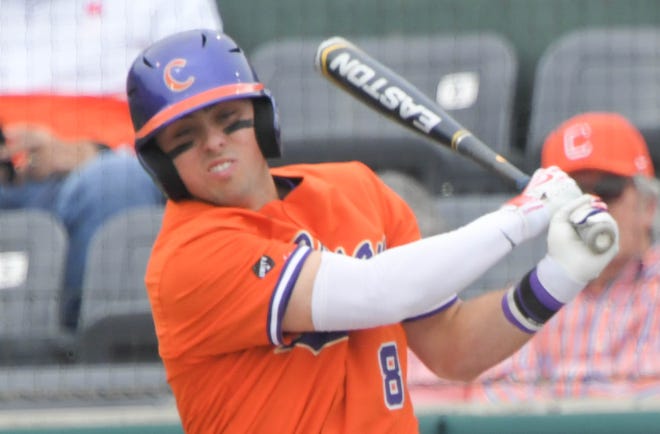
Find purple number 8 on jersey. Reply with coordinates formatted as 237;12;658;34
378;342;404;409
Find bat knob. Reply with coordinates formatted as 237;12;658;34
575;219;616;254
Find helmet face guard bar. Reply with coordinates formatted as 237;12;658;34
126;29;281;200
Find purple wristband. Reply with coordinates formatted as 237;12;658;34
502;267;564;333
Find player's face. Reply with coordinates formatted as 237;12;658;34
156;99;276;209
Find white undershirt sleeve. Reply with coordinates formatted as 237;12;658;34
311;207;534;331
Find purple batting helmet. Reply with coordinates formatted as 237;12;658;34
126;29;281;200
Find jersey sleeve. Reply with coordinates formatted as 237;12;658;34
150;226;310;360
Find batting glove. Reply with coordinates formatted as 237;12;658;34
501;166;582;246
502;194;619;333
544;194;619;288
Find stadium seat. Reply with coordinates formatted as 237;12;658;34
0;209;71;364
435;194;546;299
77;206;164;363
526;27;660;173
251;33;520;195
0;362;171;408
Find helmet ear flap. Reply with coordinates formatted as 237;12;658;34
138;144;191;200
253;97;281;159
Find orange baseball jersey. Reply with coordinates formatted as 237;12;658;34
146;161;444;433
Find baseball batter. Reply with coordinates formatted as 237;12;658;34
126;30;619;433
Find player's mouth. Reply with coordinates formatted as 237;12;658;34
208;159;235;176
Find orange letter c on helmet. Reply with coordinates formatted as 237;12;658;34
164;58;195;92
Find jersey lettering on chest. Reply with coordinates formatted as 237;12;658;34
275;232;386;355
293;230;386;259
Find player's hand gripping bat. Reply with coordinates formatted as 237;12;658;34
314;36;615;254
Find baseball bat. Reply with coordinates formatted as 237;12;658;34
314;36;615;254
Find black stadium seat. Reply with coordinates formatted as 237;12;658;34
0;363;170;407
77;206;164;363
0;210;73;364
251;33;520;195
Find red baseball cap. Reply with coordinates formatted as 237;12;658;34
541;112;654;178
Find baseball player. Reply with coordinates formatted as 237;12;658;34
126;29;619;433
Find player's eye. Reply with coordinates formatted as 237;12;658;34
224;119;254;135
165;141;194;159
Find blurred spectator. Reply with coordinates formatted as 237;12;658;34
408;112;660;404
0;0;223;330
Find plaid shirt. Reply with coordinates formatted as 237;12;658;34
407;244;660;404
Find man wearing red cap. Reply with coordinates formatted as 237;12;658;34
542;113;658;287
472;112;660;400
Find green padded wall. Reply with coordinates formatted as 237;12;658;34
418;411;660;434
4;412;660;434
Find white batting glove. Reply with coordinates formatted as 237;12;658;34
501;194;619;333
519;166;583;213
500;166;582;246
538;194;620;301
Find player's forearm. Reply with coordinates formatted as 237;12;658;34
285;207;532;333
406;196;620;381
404;290;532;381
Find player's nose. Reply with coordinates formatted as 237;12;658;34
201;124;228;153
